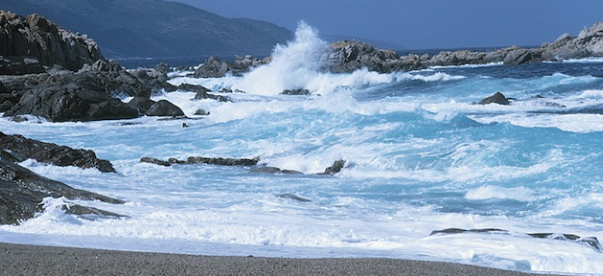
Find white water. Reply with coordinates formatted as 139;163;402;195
2;23;603;275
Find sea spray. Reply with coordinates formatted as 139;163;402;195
235;22;330;95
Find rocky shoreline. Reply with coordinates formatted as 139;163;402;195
2;9;603;228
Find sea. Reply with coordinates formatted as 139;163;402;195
1;23;603;275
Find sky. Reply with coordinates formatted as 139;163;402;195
171;0;603;50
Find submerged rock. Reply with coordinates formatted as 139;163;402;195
278;193;311;202
0;131;115;172
281;89;311;96
140;156;260;167
430;228;603;252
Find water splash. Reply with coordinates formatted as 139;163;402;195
234;21;330;95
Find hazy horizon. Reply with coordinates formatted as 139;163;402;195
171;0;603;50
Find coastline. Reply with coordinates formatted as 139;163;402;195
0;242;562;276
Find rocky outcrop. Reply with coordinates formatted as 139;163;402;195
0;160;125;225
0;11;104;74
430;228;602;252
540;22;603;60
194;55;267;78
1;70;140;122
0;132;115;172
325;41;427;73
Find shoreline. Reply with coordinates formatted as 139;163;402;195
0;242;563;276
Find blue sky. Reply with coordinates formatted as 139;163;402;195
172;0;603;49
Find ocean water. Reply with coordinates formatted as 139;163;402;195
2;23;603;274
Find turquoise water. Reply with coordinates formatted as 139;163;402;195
1;24;603;274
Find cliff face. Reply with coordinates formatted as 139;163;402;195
1;0;291;59
0;11;104;73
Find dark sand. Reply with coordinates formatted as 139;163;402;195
0;242;562;276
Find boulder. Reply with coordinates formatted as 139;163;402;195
0;132;116;172
478;92;510;105
145;100;185;117
128;97;156;114
0;160;125;225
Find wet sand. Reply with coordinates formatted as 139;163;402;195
0;242;561;276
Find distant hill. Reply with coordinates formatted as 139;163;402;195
1;0;292;59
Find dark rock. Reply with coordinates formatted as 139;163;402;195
145;100;185;117
3;77;139;122
194;55;267;78
0;56;46;75
250;166;303;175
281;89;311;96
430;228;507;236
479;92;510;105
0;160;124;225
250;166;283;174
430;228;603;252
0;132;116;173
194;109;210;116
187;156;259;166
0;11;104;73
278;193;311;202
128;97;156;114
140;157;171;167
321;160;346;175
154;62;170;74
141;156;260;167
194;56;231;78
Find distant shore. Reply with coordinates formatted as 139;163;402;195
0;242;563;276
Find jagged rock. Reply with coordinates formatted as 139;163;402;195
178;83;231;102
0;11;104;73
479;92;510;105
145;100;185;117
278;193;311;202
154;62;170;74
321;160;346;175
0;160;125;225
194;55;267;78
430;228;603;252
0;132;116;172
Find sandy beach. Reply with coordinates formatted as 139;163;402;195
0;242;564;276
